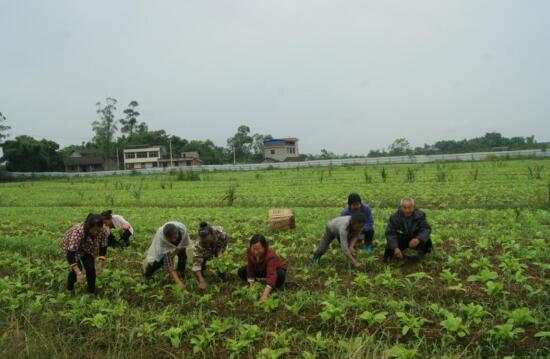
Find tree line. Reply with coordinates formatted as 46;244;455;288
0;102;546;172
0;98;274;172
366;133;545;158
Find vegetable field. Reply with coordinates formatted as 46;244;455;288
1;159;549;358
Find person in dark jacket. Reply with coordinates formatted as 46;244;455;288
384;198;432;261
341;193;375;252
237;234;288;302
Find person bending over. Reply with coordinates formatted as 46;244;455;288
142;221;190;289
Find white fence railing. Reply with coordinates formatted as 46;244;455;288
4;149;548;179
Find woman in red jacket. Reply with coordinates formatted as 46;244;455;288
237;234;288;302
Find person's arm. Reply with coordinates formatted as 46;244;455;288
170;270;185;288
385;215;403;258
194;270;207;291
415;213;431;243
260;257;277;301
192;250;208;290
98;228;109;258
260;286;272;302
385;216;400;250
348;237;358;255
66;252;85;283
96;241;108;274
340;227;360;268
363;206;374;233
164;253;185;288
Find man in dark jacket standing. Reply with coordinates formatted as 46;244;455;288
384;198;432;261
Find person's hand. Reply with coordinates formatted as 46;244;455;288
259;293;269;302
394;248;404;259
198;280;208;291
76;270;85;284
352;260;362;269
409;238;420;249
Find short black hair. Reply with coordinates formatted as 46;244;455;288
249;234;268;249
348;193;362;206
350;212;366;224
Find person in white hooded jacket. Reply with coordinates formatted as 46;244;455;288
142;221;190;289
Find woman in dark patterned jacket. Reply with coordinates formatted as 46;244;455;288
61;213;109;295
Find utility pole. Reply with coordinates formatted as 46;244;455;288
169;139;174;168
116;146;120;170
233;144;236;165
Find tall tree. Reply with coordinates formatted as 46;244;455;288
0;112;10;144
227;125;253;162
119;101;140;135
388;137;411;155
251;133;273;161
93;97;118;160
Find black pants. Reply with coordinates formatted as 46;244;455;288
67;253;96;293
108;229;132;248
143;249;187;277
362;229;375;244
384;237;432;261
237;266;286;289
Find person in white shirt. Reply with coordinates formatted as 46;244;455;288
101;210;134;248
142;221;190;289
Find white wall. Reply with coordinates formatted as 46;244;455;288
6;149;549;177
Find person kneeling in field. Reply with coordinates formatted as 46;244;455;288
341;193;375;253
101;210;134;248
310;212;366;269
61;213;109;295
384;198;432;261
142;222;190;289
238;234;288;302
192;221;230;291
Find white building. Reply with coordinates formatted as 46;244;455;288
263;138;299;162
123;146;163;170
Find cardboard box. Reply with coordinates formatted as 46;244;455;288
268;208;295;230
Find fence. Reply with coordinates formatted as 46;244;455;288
5;149;549;179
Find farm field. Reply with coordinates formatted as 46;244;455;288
0;158;549;358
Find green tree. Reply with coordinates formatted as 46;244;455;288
119;101;144;135
1;135;63;172
251;133;272;162
388;137;411;155
227;125;253;162
93;97;119;160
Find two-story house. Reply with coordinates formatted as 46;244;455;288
263;138;299;162
123;146;164;170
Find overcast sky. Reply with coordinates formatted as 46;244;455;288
1;0;549;154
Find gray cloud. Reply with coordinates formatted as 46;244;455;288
1;0;549;154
